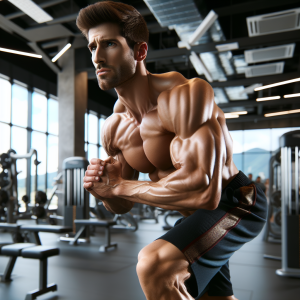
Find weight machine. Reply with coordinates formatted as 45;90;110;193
276;130;300;278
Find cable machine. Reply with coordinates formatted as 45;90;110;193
277;130;300;278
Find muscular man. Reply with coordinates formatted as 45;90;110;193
77;2;267;299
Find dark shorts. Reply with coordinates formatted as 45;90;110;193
158;171;267;299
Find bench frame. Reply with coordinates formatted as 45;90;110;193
24;258;57;300
71;220;117;252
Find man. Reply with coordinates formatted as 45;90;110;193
78;2;267;299
255;176;266;193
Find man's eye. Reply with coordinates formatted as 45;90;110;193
91;46;96;52
107;41;115;47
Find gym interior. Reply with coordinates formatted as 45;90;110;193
0;1;300;299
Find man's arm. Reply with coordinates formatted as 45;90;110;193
91;79;226;211
84;113;139;214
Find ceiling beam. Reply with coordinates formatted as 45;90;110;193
214;0;300;17
5;0;68;20
147;30;300;62
28;42;61;73
46;13;78;25
210;72;300;88
218;97;300;109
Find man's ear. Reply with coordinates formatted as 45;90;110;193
134;42;148;62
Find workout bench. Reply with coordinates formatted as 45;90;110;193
72;219;117;252
0;243;59;300
20;224;73;245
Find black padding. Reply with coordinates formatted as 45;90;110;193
0;223;21;230
74;219;117;226
21;224;72;233
21;246;59;259
0;243;13;254
1;243;36;256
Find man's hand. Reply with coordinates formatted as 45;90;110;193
83;156;134;214
83;157;123;199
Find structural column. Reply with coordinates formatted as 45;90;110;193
57;48;88;172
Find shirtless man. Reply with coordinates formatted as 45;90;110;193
78;2;267;299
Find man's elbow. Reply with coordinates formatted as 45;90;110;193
195;190;220;210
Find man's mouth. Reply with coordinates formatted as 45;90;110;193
96;68;110;76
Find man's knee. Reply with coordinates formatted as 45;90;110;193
137;244;162;280
137;240;190;283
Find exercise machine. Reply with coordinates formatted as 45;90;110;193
276;130;300;278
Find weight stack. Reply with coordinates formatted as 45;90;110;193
62;157;89;236
277;131;300;278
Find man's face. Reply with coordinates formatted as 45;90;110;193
88;23;136;90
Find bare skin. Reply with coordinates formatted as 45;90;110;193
83;22;239;300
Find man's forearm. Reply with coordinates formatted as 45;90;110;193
111;179;212;211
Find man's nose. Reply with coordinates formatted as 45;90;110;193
92;49;106;65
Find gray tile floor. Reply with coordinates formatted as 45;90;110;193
0;216;300;300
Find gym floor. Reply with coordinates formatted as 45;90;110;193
0;216;299;300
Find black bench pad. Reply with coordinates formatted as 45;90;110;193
1;243;36;256
22;246;59;259
0;223;21;230
0;243;13;252
21;225;72;233
74;219;117;226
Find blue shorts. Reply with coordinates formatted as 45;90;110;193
158;171;267;299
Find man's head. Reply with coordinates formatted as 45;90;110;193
76;1;149;90
248;173;252;181
256;176;261;183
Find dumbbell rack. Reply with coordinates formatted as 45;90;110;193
277;131;300;278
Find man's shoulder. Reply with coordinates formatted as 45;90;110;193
157;78;215;137
158;77;213;103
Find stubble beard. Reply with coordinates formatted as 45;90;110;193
97;57;136;91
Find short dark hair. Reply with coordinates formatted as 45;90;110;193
76;1;149;49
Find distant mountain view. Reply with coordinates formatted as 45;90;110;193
233;148;271;180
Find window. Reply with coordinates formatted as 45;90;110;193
85;111;108;161
85;111;109;206
0;73;59;210
230;127;300;180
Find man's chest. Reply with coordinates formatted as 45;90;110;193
115;110;175;173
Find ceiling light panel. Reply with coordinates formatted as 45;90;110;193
8;0;53;23
284;93;300;98
265;109;300;117
225;86;249;101
213;88;228;104
218;51;235;76
245;44;295;64
256;96;281;102
200;52;227;81
254;77;300;91
247;8;300;37
232;55;248;74
216;42;239;52
245;62;284;78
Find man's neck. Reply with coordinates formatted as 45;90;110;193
115;62;157;124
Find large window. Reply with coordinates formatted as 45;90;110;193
85;111;108;162
230;127;300;180
0;74;59;210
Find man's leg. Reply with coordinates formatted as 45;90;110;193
136;239;237;300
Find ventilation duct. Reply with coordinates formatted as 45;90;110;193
144;0;227;81
245;62;284;78
245;44;295;64
247;8;300;37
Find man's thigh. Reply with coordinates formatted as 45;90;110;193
139;239;190;269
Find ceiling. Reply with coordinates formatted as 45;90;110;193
0;0;300;127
